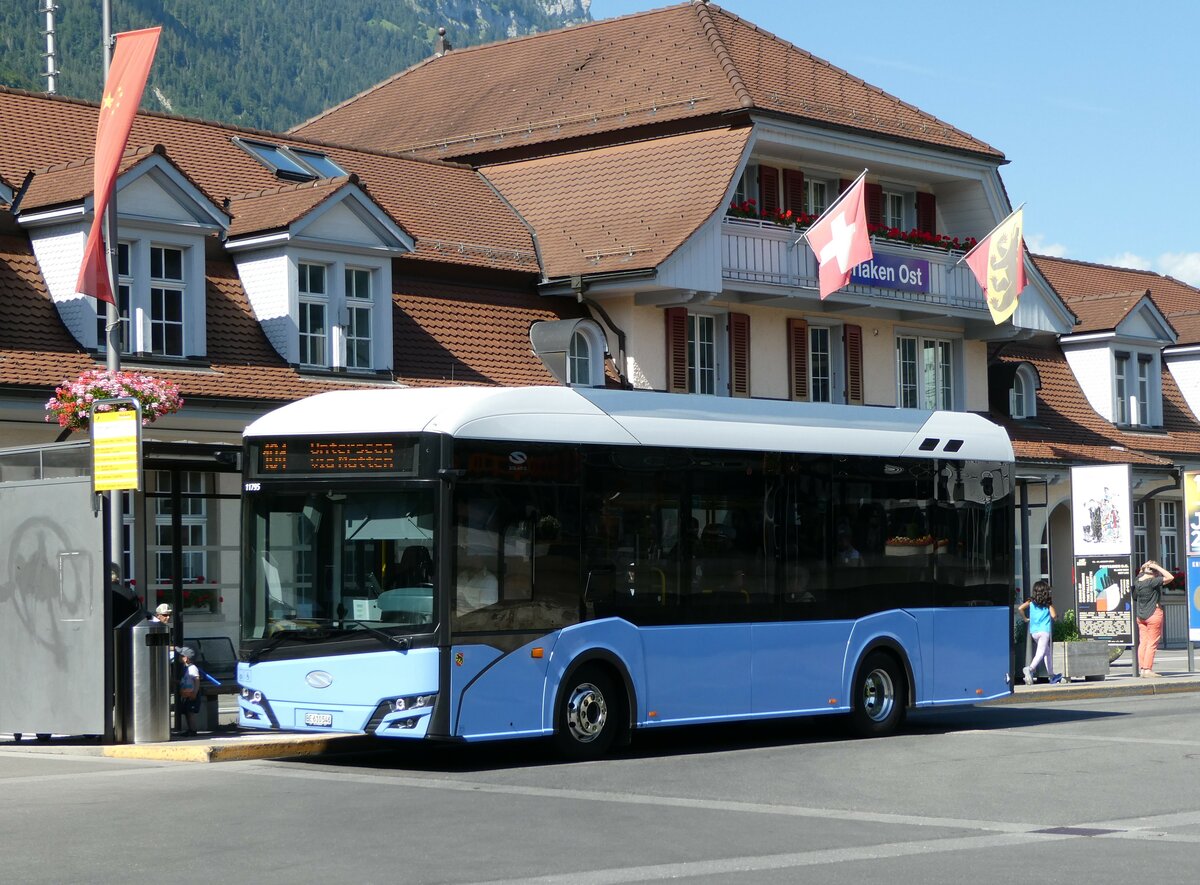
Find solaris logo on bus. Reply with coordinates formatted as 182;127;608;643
45;368;184;433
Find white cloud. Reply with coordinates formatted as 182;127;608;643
1155;252;1200;287
1101;251;1153;271
1026;233;1069;258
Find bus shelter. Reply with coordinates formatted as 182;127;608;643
0;440;240;742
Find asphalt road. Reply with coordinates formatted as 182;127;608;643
3;693;1199;884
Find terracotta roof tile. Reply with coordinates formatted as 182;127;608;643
1062;289;1150;333
223;175;404;240
1034;254;1200;344
17;145;165;212
0;88;535;273
482;126;750;278
295;2;1001;162
392;279;589;387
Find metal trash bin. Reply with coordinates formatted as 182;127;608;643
130;619;171;743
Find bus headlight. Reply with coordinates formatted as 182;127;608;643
392;693;436;713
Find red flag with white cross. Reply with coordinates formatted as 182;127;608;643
803;172;873;300
75;27;161;304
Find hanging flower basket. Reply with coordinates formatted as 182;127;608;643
45;368;184;432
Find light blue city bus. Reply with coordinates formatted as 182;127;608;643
237;386;1015;758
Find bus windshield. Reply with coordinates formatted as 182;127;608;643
242;487;436;640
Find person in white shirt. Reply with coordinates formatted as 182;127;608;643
457;555;498;614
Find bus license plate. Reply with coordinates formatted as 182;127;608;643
304;712;333;727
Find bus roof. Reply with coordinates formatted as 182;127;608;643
244;386;1014;462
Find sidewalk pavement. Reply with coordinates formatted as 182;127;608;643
4;646;1197;762
993;645;1200;704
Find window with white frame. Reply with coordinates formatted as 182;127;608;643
150;246;185;357
897;335;953;409
96;242;132;353
805;179;829;216
154;470;208;584
1009;363;1038;419
1113;350;1160;427
344;267;372;370
1159;500;1179;571
298;262;328;367
809;326;831;402
93;237;201;357
688;314;718;395
1136;356;1151;426
1133;502;1148;566
883;191;906;229
568;331;591;386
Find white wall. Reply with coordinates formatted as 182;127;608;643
1063;346;1113;421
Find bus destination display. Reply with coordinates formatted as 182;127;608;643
254;439;417;476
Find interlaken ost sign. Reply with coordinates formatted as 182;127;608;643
850;253;930;293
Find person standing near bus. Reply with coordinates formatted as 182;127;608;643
178;647;201;736
1019;581;1061;685
1133;560;1173;677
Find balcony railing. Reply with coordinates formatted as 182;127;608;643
721;217;988;313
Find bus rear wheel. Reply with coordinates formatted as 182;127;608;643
850;651;906;738
553;666;620;760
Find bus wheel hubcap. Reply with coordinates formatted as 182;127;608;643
566;682;607;743
863;669;895;722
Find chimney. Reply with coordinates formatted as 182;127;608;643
435;27;452;57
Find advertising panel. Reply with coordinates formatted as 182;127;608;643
1074;555;1132;641
1070;464;1132;557
1185;470;1200;641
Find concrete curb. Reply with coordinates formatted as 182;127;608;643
988;678;1200;705
99;733;375;763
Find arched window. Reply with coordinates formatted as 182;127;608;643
568;331;591;386
1010;363;1039;419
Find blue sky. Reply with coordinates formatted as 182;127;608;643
590;0;1200;286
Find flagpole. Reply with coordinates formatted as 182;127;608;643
795;168;868;248
101;0;124;743
956;202;1025;266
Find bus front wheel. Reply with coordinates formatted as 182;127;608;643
553;666;620;760
850;651;906;737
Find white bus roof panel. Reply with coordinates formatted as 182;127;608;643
244;386;1013;462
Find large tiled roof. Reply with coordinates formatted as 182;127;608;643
392;279;586;387
991;339;1200;467
294;1;1001;162
0;88;536;273
1034;254;1200;344
481;126;750;278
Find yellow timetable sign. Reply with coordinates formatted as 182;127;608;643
92;409;141;491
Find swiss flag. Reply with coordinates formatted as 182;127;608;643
805;175;873;300
76;27;161;303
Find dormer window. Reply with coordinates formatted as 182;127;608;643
1009;363;1038;419
1114;350;1158;427
344;268;373;370
298;262;328;367
235;137;346;181
95;238;202;359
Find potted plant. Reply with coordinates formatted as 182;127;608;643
45;368;184;433
1052;610;1110;681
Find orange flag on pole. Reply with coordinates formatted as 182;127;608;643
802;171;873;300
962;206;1027;325
75;26;161;303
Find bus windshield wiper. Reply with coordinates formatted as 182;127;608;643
333;619;411;652
247;626;330;662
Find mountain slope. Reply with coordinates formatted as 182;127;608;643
0;0;592;132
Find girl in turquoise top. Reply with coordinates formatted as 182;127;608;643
1019;581;1061;685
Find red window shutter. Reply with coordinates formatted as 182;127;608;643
729;312;751;398
844;324;864;405
757;165;780;215
783;169;805;214
664;307;689;394
839;178;851;195
865;183;883;227
916;192;936;234
787;318;809;402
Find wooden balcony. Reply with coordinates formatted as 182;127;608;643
721;217;988;314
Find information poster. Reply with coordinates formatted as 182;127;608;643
1185;470;1200;641
1075;555;1132;640
91;407;141;492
